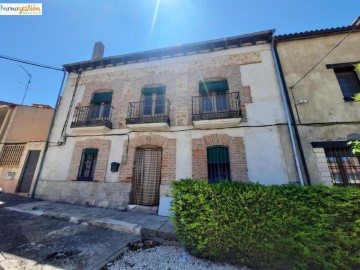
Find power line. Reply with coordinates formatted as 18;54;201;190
0;54;63;71
19;65;31;105
289;22;360;90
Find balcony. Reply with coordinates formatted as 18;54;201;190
192;92;242;129
126;99;171;131
71;105;114;132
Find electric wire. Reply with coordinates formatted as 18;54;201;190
0;54;63;71
289;23;360;90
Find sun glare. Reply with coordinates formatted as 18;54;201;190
151;0;161;33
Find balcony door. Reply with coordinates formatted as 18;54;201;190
90;92;112;120
142;86;165;117
201;91;228;113
130;147;162;206
199;80;229;113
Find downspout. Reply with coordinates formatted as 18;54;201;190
271;36;310;186
31;69;67;198
59;71;82;144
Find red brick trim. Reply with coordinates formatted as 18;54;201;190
119;135;176;185
76;82;123;129
67;139;111;181
192;134;248;182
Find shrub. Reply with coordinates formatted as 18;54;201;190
171;180;360;270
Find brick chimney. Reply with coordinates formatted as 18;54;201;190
92;42;105;60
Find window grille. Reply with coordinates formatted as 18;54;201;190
324;147;360;186
0;144;25;166
77;148;98;181
207;146;231;183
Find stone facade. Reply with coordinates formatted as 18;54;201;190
312;148;332;186
37;36;295;215
76;55;255;128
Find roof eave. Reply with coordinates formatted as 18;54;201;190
63;29;274;73
276;25;360;42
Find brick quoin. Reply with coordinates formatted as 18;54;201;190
67;138;111;181
192;134;248;182
119;135;176;185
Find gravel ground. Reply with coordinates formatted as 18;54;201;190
108;246;248;270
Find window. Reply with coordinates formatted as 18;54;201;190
324;147;360;186
207;146;231;183
334;68;360;101
199;80;229;113
142;86;165;116
77;148;98;181
0;144;25;166
90;92;113;119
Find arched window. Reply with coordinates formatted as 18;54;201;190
77;148;98;181
90;91;113;119
207;146;231;183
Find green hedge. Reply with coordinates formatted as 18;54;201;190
171;180;360;270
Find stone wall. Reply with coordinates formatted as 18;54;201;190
72;50;258;129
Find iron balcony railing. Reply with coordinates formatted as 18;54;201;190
126;99;171;125
71;105;114;129
192;92;241;121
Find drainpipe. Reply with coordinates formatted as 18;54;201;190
271;36;310;186
59;71;82;144
31;69;67;198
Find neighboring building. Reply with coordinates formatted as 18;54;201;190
275;17;360;187
36;30;299;216
0;102;54;194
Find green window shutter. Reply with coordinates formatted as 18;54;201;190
199;80;229;92
91;92;113;103
142;86;166;95
207;146;229;163
84;148;98;155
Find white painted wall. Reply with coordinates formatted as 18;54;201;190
241;49;286;126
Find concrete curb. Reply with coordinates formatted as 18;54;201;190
88;218;141;234
4;207;44;216
4;205;176;241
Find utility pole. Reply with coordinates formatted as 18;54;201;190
19;65;31;105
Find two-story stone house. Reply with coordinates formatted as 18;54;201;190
275;17;360;187
35;30;300;216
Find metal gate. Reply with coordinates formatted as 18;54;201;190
17;150;40;193
130;147;162;206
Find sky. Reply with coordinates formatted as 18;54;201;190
0;0;358;107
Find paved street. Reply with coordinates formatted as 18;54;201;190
0;194;139;270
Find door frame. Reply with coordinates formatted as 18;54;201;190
16;150;41;194
130;146;163;206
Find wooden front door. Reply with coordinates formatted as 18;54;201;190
17;150;40;193
130;147;162;206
